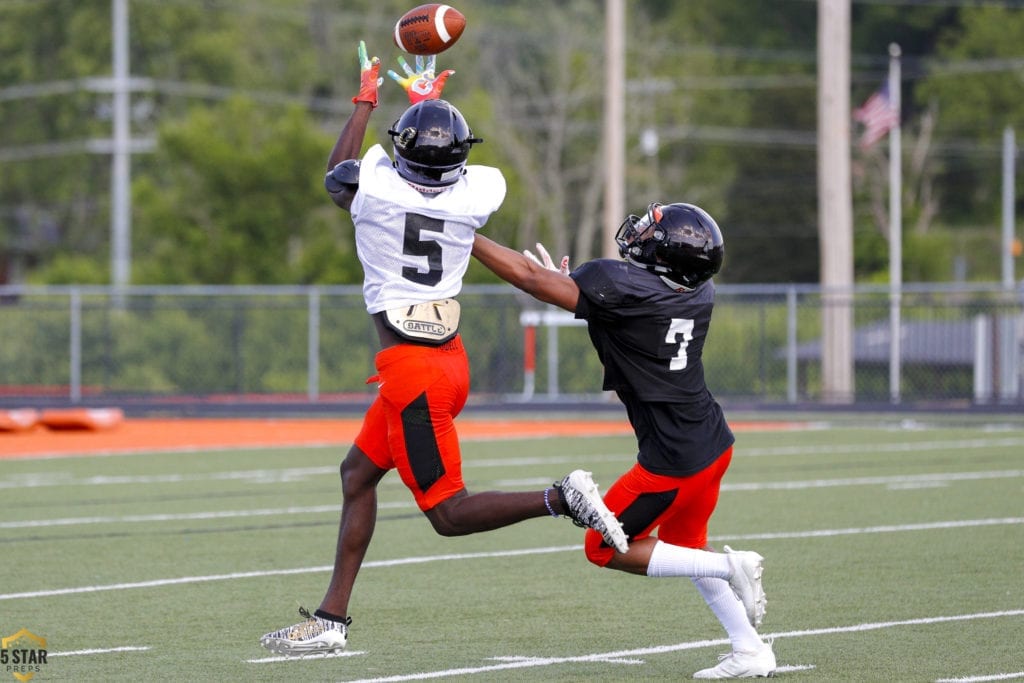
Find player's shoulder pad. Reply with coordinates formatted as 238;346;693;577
324;159;361;194
571;259;631;306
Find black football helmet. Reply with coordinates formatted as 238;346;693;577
615;202;724;289
387;99;482;189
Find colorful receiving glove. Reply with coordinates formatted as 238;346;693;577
352;40;383;108
387;54;454;104
524;243;570;275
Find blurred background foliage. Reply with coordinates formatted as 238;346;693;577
1;0;1022;287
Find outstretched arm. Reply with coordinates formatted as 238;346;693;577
327;41;380;171
472;233;580;312
327;103;373;171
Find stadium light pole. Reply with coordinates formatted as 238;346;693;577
602;0;625;259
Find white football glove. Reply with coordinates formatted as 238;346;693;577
523;242;569;275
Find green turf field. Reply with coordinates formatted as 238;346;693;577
1;421;1022;681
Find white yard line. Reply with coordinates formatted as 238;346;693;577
4;434;1024;485
277;610;1022;682
739;436;1024;458
936;673;1024;682
0;502;410;529
2;517;1022;602
0;466;339;490
246;651;365;663
2;469;1020;530
47;646;150;657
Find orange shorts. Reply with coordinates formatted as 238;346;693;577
584;446;733;566
354;336;469;511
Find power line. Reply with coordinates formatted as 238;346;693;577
0;77;350;112
851;0;1024;7
0;138;155;163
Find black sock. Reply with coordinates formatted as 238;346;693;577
556;484;569;513
314;609;350;625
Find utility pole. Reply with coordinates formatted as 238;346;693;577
1003;126;1017;290
887;44;903;404
111;0;131;289
602;0;625;258
816;0;854;403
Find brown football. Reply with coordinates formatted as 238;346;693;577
393;4;466;55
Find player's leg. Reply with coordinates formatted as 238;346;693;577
380;341;625;549
403;357;563;533
596;451;767;625
597;450;773;678
260;398;392;656
397;355;553;534
650;455;774;678
423;471;627;553
258;445;386;656
426;487;547;534
645;448;766;629
690;575;775;679
319;444;388;618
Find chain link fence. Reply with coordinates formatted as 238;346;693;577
1;283;1021;412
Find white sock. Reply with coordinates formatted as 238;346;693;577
645;540;731;578
691;576;764;652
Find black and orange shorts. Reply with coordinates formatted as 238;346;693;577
584;447;733;566
354;336;469;511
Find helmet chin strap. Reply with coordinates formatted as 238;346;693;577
659;275;693;292
403;178;449;194
625;255;693;292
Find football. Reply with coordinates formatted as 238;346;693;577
393;4;466;55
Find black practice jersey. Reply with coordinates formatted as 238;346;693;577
571;259;734;476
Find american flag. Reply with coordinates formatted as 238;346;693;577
853;82;899;149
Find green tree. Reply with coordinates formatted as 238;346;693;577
131;96;356;284
4;1;1023;286
1;1;112;283
916;7;1024;236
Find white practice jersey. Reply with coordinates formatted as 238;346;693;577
350;144;507;314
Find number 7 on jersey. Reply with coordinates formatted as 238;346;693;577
665;318;694;371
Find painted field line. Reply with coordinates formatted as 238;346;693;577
0;502;410;530
936;672;1024;682
4;464;1019;507
506;469;1024;492
48;646;150;657
492;654;646;665
4;470;1021;531
4;429;1024;471
724;469;1023;491
722;517;1024;542
0;546;577;602
246;650;365;663
740;436;1024;458
331;610;1024;682
3;517;1023;602
0;466;338;490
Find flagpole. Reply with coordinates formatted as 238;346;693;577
888;43;902;404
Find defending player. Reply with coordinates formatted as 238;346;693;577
472;203;776;678
259;42;627;656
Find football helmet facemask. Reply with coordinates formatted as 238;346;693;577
616;202;724;289
387;99;482;190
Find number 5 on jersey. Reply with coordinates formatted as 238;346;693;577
403;213;445;286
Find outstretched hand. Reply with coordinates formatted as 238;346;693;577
352;40;383;108
524;243;570;275
387;54;454;104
